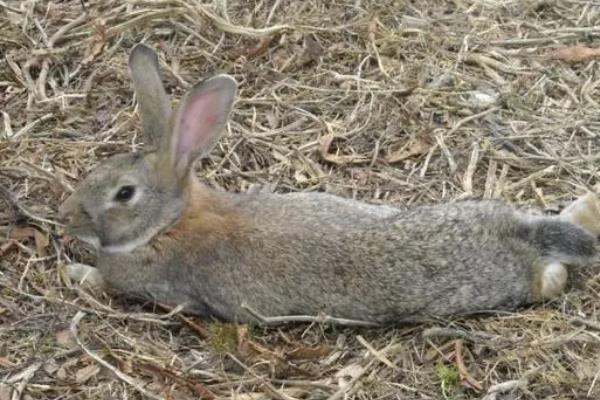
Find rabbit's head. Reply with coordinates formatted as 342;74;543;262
59;44;237;253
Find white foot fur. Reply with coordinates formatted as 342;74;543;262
65;263;104;288
539;262;567;300
560;192;600;236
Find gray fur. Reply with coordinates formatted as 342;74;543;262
59;45;599;325
129;43;172;149
88;189;596;324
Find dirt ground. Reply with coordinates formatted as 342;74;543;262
3;0;600;399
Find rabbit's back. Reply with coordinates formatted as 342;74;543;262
167;193;539;322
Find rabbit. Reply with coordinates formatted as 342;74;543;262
58;43;600;325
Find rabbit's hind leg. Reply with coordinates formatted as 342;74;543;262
530;259;568;302
528;193;600;303
560;192;600;236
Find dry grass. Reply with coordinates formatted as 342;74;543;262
3;0;600;398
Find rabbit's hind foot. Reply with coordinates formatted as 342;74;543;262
560;192;600;237
530;260;568;302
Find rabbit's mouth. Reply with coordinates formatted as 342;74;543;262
65;226;101;250
75;234;101;250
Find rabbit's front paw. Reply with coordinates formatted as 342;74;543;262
560;192;600;236
65;263;104;288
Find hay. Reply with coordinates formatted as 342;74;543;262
2;0;600;398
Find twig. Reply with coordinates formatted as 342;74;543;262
454;339;482;392
241;302;380;327
270;379;337;392
0;1;21;13
155;303;210;339
11;114;54;139
422;327;505;344
504;166;556;192
35;13;88;99
239;36;273;60
489;35;573;47
434;131;457;173
464;54;528;75
447;106;500;137
571;317;600;331
227;353;299;400
0;186;59;226
326;361;375;400
137;362;216;399
461;142;480;196
326;341;402;400
49;13;87;47
356;335;398;371
481;379;528;400
73;288;180;326
266;0;283;25
187;2;291;38
5;361;42;400
70;311;167;400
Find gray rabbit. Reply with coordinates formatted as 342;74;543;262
59;44;600;325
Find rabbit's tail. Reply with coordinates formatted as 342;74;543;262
528;219;597;266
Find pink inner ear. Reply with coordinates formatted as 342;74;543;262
176;91;220;160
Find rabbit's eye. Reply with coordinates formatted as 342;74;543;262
114;185;136;202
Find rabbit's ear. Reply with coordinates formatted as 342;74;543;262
128;44;172;149
167;74;237;179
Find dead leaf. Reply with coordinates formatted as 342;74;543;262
56;357;79;381
238;36;273;60
285;344;332;360
0;240;17;257
385;136;431;163
0;357;15;369
237;326;282;360
82;19;107;65
319;135;370;165
9;226;37;240
33;228;49;256
295;34;322;68
74;363;101;384
236;324;251;357
55;328;76;349
550;45;600;63
7;226;49;255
